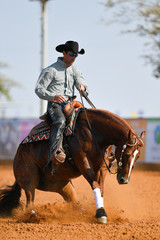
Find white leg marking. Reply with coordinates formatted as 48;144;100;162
128;149;139;178
93;188;104;209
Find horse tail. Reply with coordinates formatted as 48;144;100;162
0;181;21;215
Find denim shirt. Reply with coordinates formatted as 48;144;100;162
35;57;88;101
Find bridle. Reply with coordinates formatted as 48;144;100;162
118;138;138;167
79;92;143;175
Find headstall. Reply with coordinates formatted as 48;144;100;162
118;138;138;167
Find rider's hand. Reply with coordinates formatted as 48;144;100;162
78;84;85;92
78;84;88;97
53;95;66;103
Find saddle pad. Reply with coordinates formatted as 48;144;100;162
64;107;80;136
21;108;82;144
21;130;51;144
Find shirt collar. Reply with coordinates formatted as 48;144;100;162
57;57;67;68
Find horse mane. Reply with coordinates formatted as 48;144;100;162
86;108;138;137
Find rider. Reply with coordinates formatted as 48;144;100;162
35;40;89;169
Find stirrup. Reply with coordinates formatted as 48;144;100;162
54;148;66;163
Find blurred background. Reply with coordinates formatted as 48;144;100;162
0;0;160;163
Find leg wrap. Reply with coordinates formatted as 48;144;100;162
93;188;104;209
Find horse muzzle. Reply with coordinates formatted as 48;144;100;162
117;172;129;184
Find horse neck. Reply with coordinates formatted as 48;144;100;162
86;109;131;147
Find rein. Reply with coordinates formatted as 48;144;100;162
80;92;113;174
80;92;140;175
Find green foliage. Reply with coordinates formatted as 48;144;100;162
0;79;10;100
0;62;20;100
103;0;160;78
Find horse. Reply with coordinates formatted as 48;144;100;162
0;108;145;223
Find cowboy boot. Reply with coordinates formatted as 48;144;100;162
50;137;66;175
45;123;66;173
53;136;66;163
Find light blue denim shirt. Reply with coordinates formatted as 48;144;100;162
35;57;88;101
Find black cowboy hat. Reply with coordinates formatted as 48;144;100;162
56;41;85;54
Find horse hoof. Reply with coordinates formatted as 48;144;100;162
30;210;37;217
96;208;107;224
97;216;107;224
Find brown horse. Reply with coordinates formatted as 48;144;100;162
0;109;145;223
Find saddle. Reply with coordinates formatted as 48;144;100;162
21;101;83;144
39;100;83;122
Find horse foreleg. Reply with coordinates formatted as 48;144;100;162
94;164;108;224
94;147;113;223
58;180;78;202
76;155;107;223
97;160;108;196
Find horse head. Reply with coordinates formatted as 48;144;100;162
116;130;145;184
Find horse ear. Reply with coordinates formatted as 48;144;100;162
128;130;136;143
106;145;113;153
140;131;146;140
128;130;132;140
138;131;146;147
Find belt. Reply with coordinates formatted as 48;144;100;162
49;95;77;103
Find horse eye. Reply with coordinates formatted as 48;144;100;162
124;151;131;157
136;153;140;160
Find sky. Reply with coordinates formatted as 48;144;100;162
0;0;160;119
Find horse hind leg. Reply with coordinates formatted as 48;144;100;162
23;171;39;209
24;187;38;218
14;154;39;211
25;188;35;208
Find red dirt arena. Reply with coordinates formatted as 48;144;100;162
0;163;159;240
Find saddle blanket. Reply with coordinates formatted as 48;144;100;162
21;108;81;145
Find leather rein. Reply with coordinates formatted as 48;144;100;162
79;92;140;175
80;92;112;174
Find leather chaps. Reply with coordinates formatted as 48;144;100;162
47;102;66;164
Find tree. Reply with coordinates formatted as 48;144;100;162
103;0;160;78
0;62;20;100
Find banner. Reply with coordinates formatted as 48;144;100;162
145;119;160;163
0;120;20;160
1;118;160;163
19;120;40;142
0;119;39;160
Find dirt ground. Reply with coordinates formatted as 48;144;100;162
0;163;160;240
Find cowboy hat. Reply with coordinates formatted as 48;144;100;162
56;41;85;54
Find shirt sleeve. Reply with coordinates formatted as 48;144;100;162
73;65;89;95
35;69;55;101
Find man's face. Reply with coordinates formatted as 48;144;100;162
63;51;77;66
